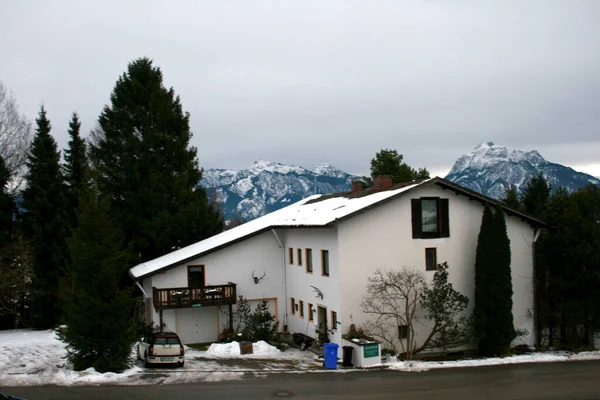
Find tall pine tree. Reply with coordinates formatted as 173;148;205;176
21;106;69;328
490;204;515;354
502;185;521;211
474;203;515;356
0;155;14;248
473;204;495;355
90;58;222;269
59;176;136;373
521;173;551;218
63;112;88;228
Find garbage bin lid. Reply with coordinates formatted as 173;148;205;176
324;342;339;348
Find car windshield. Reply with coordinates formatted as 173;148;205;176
154;337;180;345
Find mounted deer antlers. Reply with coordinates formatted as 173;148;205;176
252;270;266;284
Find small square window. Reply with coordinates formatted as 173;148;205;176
425;248;437;271
306;249;313;273
299;300;304;318
288;248;294;264
321;250;329;276
297;248;302;266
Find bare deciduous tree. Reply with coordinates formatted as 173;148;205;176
361;267;425;360
361;263;471;360
0;82;33;192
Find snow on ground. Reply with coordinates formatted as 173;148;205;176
387;351;600;372
0;329;318;387
1;329;600;387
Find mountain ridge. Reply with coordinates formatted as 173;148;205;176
201;160;361;222
444;142;600;199
200;145;600;222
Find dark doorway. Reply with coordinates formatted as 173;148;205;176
317;305;328;342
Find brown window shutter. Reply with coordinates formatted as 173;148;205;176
440;198;450;237
411;199;422;238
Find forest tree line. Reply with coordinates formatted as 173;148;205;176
503;175;600;349
0;58;223;371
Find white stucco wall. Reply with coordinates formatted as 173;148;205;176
283;227;341;346
337;185;536;352
150;230;285;333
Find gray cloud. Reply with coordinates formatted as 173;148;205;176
1;0;599;177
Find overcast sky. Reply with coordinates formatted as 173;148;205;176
1;0;599;177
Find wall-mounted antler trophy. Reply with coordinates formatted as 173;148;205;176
252;270;266;284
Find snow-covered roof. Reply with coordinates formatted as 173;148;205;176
129;180;424;279
129;177;546;280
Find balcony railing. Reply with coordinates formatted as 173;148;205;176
153;283;237;310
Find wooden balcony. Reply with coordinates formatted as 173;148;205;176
153;283;237;310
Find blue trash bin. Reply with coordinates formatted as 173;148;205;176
323;343;339;369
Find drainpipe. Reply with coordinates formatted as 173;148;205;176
532;228;542;348
271;229;288;332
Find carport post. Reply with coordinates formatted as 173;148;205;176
228;304;233;332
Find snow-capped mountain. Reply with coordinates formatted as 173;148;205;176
200;160;360;222
445;142;600;199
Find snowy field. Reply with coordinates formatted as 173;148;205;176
1;329;600;386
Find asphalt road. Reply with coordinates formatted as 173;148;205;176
3;360;600;400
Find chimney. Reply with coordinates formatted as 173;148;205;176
372;176;393;191
351;181;363;193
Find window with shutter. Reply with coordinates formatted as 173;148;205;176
411;198;450;239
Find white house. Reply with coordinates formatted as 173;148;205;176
129;177;544;354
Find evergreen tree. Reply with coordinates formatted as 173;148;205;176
502;185;521;211
521;173;551;218
249;300;279;343
21;107;68;328
474;203;516;355
58;177;136;373
538;185;600;348
63;112;88;228
0;155;14;248
490;204;515;354
473;204;495;355
370;149;430;184
90;58;222;268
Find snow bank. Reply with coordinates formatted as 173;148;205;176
207;342;241;357
387;351;600;372
253;340;281;355
205;341;280;357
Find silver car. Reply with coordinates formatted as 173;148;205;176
138;331;185;367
